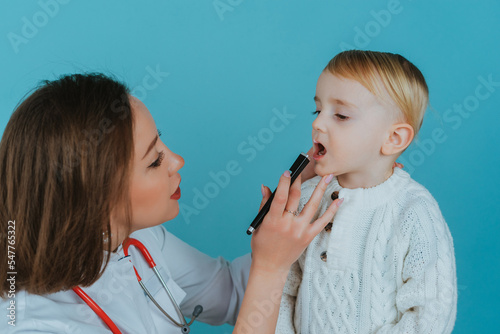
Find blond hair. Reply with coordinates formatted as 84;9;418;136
325;50;429;136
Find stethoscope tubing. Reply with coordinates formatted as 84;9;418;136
151;266;187;326
72;286;122;334
139;280;184;327
72;237;199;334
122;238;188;327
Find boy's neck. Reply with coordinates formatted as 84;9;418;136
337;166;395;190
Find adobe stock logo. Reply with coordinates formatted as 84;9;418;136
7;0;72;54
179;107;296;224
339;0;412;51
213;0;244;21
398;74;499;174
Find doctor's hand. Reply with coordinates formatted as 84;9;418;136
251;171;343;274
236;172;342;333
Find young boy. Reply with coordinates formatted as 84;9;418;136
276;51;457;333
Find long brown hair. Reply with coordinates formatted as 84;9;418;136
0;73;134;295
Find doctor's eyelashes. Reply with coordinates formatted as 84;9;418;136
149;151;165;169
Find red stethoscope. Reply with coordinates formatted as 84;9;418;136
72;238;203;334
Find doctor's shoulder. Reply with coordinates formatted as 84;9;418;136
0;289;96;334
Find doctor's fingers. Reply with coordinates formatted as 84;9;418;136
299;174;334;219
305;198;343;239
267;171;292;220
259;185;272;211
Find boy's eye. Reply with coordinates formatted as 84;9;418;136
335;114;349;121
312;110;321;115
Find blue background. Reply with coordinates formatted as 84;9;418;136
1;1;499;333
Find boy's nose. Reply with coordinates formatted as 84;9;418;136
312;116;326;133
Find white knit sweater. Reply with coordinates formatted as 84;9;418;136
276;167;457;333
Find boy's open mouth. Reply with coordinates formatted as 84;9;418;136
313;140;327;158
317;142;326;156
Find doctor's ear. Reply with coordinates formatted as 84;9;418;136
381;123;414;156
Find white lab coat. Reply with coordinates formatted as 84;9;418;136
1;225;251;333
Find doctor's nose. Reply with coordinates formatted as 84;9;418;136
167;151;184;175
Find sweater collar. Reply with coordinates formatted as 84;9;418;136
326;167;410;209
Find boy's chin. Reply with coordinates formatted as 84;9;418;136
314;164;337;177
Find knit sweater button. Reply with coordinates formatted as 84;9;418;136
331;191;339;201
320;251;327;262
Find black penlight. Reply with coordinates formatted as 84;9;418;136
246;152;310;235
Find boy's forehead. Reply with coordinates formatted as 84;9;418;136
315;73;377;107
315;72;401;120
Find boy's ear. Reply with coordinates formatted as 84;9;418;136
381;123;414;156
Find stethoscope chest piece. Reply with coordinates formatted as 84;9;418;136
181;325;190;333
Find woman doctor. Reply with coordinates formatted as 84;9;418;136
0;73;342;333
